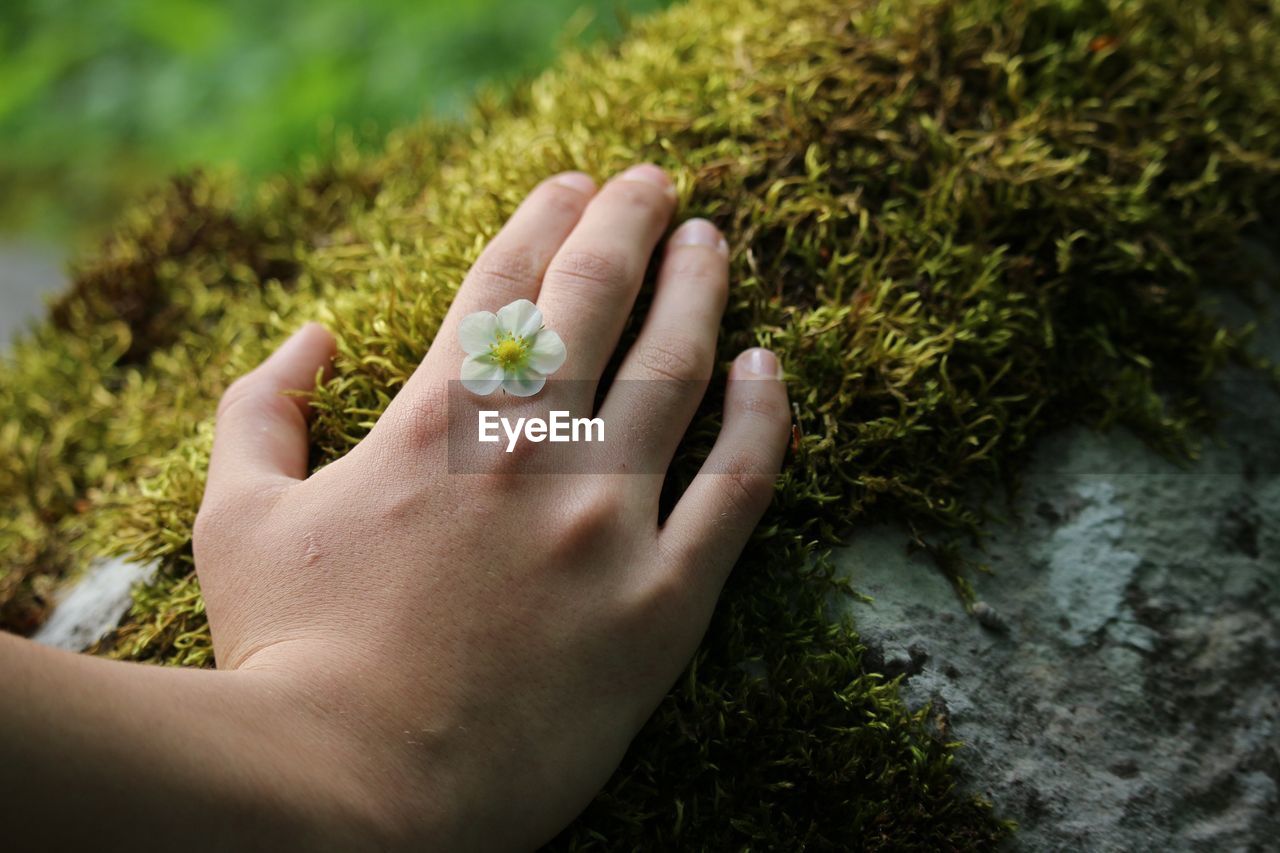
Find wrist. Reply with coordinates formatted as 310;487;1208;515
239;651;463;851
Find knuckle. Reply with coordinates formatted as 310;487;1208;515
630;570;688;617
215;374;259;420
192;494;242;558
191;508;215;555
470;247;538;297
385;386;449;450
666;250;727;287
367;477;432;529
607;180;669;220
557;491;624;550
717;450;776;515
731;389;786;422
634;333;712;383
665;256;729;310
533;181;592;219
216;374;297;423
194;478;290;557
486;429;542;471
547;249;632;291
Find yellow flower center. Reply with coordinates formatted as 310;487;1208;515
491;336;527;369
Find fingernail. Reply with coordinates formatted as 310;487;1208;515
618;163;676;197
738;347;781;379
671;218;728;255
552;171;597;194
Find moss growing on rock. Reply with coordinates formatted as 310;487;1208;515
3;0;1279;846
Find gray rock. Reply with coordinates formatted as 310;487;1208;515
32;558;158;652
837;295;1280;848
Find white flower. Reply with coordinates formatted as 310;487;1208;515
458;299;566;397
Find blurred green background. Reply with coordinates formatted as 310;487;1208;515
0;0;667;241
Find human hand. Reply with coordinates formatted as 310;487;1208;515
193;164;791;849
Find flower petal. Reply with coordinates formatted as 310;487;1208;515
458;311;499;355
526;329;567;375
460;355;504;395
503;371;547;397
496;298;543;339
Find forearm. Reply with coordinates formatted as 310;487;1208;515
0;632;396;851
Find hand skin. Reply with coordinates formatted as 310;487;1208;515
0;164;791;851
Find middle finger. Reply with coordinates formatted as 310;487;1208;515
535;164;676;394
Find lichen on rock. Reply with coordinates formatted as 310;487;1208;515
2;0;1279;847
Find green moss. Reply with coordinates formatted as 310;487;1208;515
4;0;1280;846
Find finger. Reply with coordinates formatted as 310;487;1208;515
535;163;676;387
205;323;336;506
660;348;789;599
598;218;728;473
419;171;597;379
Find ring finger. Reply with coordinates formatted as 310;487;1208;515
598;218;728;477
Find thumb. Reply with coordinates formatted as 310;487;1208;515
204;323;336;506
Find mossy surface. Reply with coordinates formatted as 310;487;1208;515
3;0;1279;847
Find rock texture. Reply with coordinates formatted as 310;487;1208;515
840;332;1280;848
32;558;157;652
